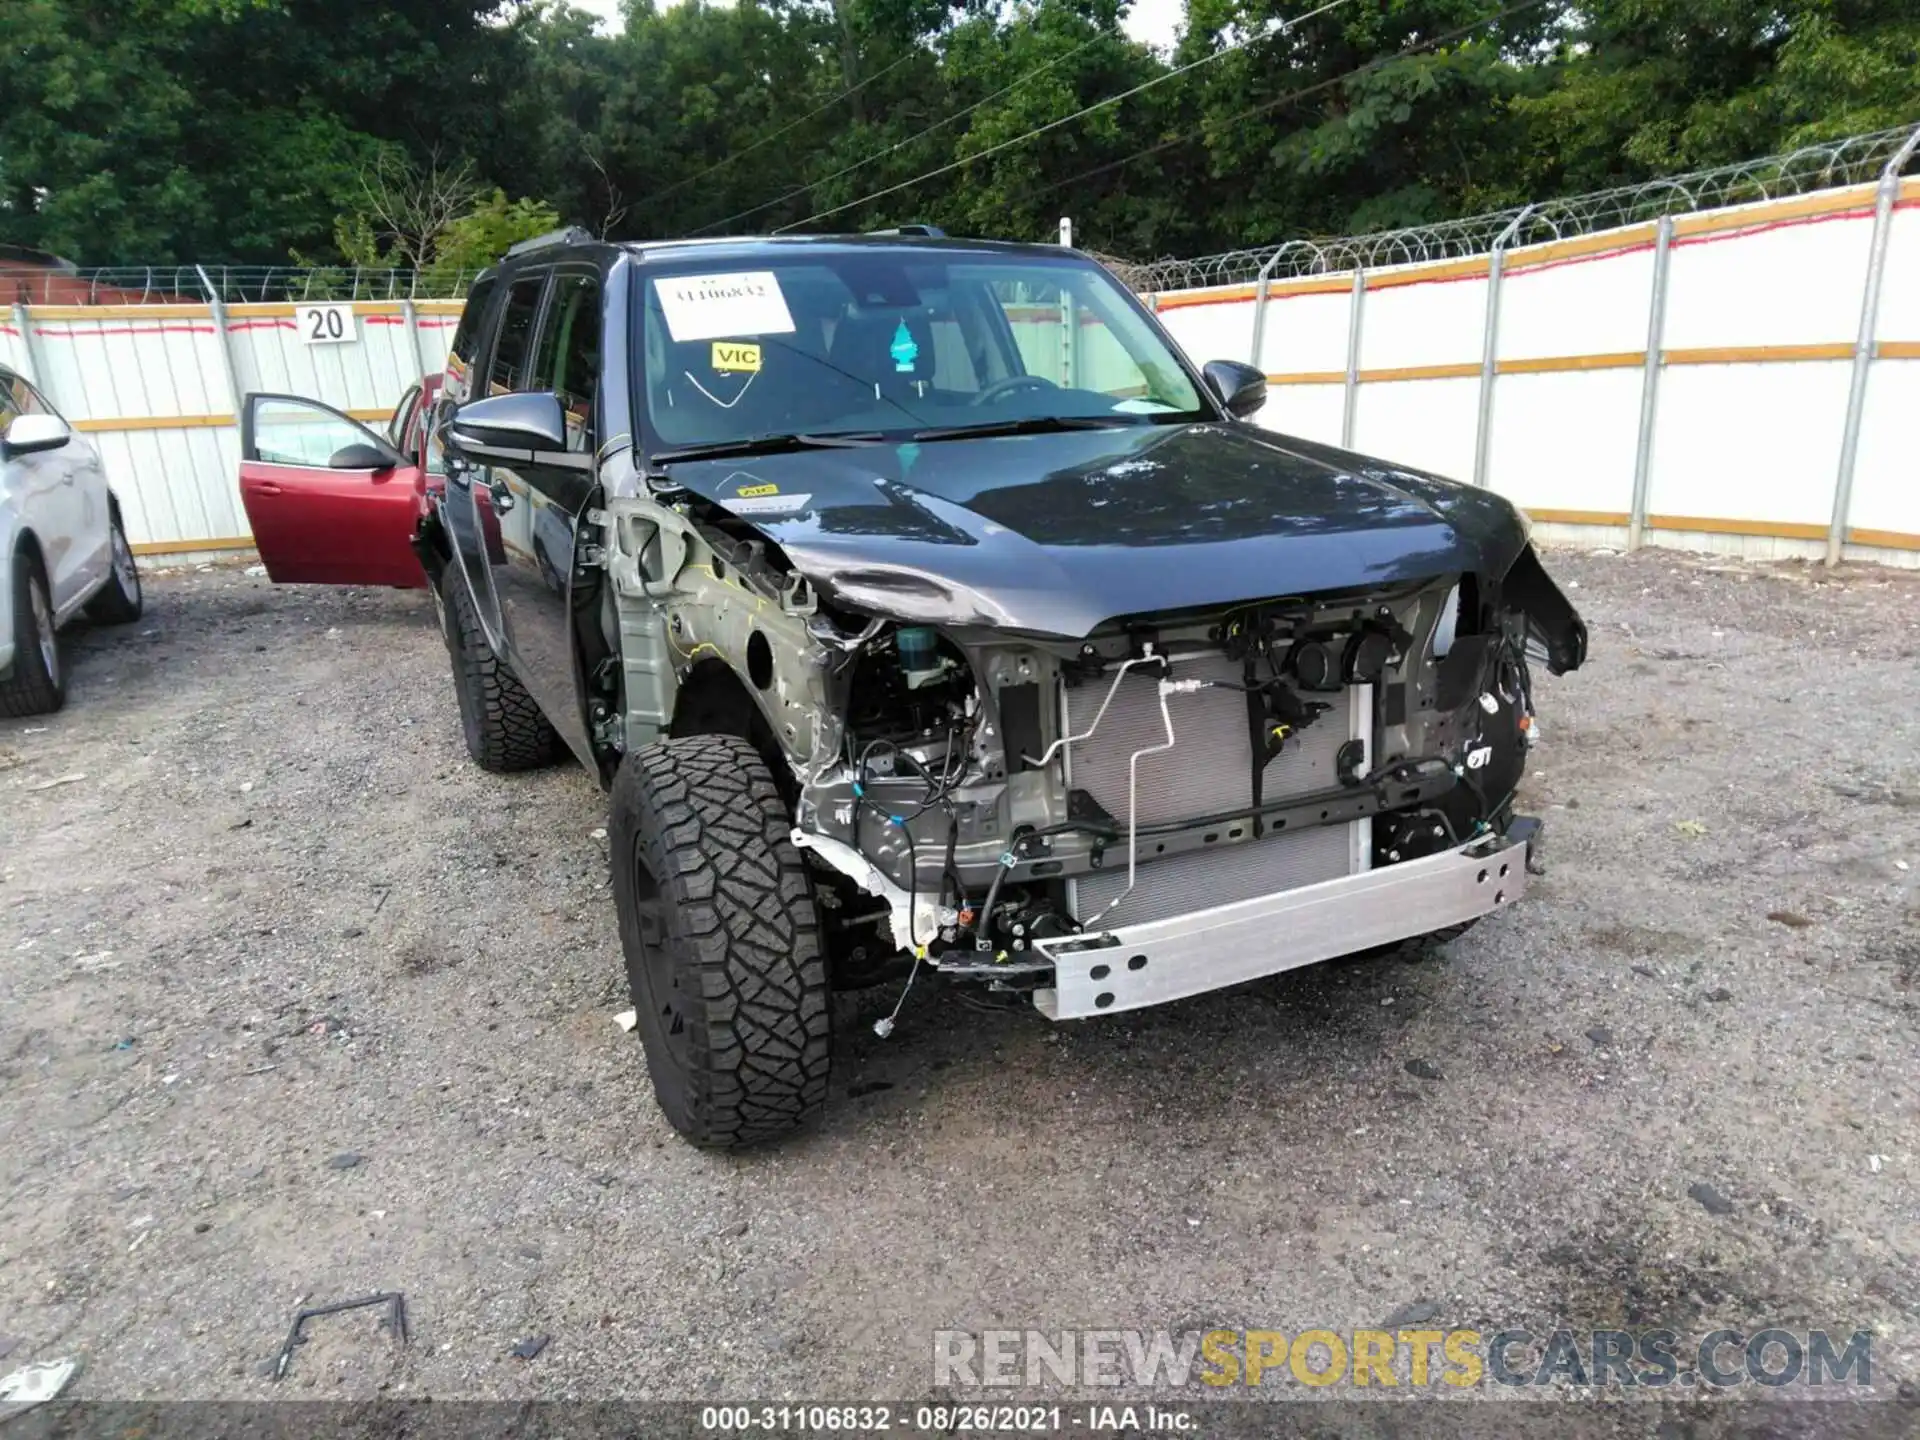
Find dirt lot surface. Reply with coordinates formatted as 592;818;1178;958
2;547;1918;1414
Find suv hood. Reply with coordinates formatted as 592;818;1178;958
667;422;1534;638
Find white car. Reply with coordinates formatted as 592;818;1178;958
1;364;143;717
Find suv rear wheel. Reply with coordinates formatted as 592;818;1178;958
438;572;561;772
611;734;832;1148
1;554;64;718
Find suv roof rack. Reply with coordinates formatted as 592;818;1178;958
506;226;596;257
864;224;947;238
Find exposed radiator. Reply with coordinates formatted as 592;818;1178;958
1063;653;1369;929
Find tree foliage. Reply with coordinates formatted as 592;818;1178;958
432;190;565;279
1;0;1915;268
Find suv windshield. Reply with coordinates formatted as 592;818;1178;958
639;250;1207;449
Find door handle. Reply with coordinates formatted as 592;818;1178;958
487;476;516;513
254;482;284;496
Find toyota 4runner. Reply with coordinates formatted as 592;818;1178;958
251;226;1588;1148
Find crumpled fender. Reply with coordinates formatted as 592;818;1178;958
1500;543;1587;675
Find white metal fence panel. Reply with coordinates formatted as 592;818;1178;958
1254;285;1348;377
1850;200;1920;546
1149;168;1920;568
1;312;34;376
1486;369;1642;519
1501;243;1656;361
3;299;463;559
16;306;243;555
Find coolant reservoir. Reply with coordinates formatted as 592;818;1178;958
895;627;944;688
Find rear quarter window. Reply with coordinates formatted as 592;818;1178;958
446;275;497;397
488;277;546;394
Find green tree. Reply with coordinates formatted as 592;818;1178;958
430;190;564;281
4;0;1914;270
1512;0;1920;195
0;0;533;264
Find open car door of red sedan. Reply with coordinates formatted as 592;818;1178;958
238;393;427;587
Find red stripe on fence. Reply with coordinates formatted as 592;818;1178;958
1671;202;1880;252
35;324;217;337
1503;239;1658;283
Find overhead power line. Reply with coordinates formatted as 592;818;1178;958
770;0;1362;234
687;31;1108;236
649;51;917;208
1019;0;1553;212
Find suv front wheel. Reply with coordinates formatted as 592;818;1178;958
611;734;832;1148
438;572;561;772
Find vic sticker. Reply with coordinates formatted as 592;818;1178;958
712;341;761;373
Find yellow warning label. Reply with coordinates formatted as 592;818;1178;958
736;483;779;498
712;341;762;373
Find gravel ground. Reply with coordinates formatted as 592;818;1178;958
1;547;1917;1413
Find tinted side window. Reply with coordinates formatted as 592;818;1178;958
527;272;600;451
489;276;545;394
388;384;421;447
423;396;450;477
448;276;497;375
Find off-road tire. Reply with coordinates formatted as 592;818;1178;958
611;734;832;1148
1;554;64;718
84;506;143;624
439;571;560;772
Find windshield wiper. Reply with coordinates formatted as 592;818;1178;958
910;415;1140;443
649;431;885;466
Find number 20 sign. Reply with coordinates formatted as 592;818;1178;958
294;303;357;345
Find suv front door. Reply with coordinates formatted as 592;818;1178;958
465;267;599;763
463;272;543;651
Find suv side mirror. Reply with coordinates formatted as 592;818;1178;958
448;392;567;458
1201;360;1269;420
2;412;73;459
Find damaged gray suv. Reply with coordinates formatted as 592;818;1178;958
415;226;1587;1148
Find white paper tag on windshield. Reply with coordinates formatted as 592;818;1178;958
654;272;795;342
728;492;811;516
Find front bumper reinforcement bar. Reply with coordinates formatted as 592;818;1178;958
1032;830;1530;1020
